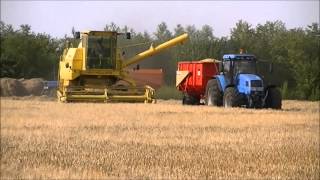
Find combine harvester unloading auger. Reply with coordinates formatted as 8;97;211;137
57;31;188;103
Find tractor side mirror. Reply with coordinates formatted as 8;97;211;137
75;31;80;39
126;32;131;39
229;57;232;68
269;63;273;73
219;62;223;72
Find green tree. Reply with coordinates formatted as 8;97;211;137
0;21;59;79
285;24;319;100
230;20;255;53
154;22;172;41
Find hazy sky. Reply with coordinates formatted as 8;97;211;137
1;1;319;38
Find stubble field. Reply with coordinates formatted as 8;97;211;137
1;97;319;179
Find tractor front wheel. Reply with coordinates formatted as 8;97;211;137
223;87;243;108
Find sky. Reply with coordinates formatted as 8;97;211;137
1;1;319;38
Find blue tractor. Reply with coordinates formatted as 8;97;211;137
43;80;58;97
205;54;282;109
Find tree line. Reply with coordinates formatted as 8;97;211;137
0;20;319;100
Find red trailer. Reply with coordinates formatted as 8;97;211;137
176;59;220;104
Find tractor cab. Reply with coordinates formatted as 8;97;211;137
222;54;258;84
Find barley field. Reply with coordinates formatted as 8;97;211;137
1;97;319;179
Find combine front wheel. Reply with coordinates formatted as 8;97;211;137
57;90;67;103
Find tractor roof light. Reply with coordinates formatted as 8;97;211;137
223;54;256;61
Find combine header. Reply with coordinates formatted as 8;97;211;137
57;31;188;103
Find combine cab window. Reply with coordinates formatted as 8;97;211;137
87;35;116;69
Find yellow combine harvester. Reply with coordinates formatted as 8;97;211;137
57;31;188;103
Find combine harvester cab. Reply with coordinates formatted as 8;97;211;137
57;31;188;103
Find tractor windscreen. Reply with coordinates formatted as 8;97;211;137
87;35;116;69
233;60;257;74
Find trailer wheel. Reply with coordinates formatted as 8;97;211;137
182;93;199;105
205;79;222;106
223;87;243;108
265;87;282;109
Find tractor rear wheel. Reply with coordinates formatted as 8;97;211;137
205;79;222;106
182;93;199;105
223;87;243;108
265;87;282;109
